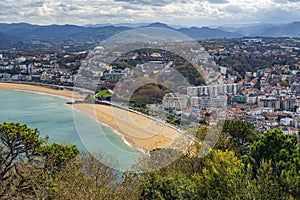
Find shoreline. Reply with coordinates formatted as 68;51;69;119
0;82;183;151
0;82;83;100
7;88;75;102
71;105;148;154
71;103;181;151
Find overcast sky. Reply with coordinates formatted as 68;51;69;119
0;0;299;27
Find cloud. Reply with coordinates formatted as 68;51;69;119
114;0;191;6
27;1;44;7
207;0;229;4
0;0;299;26
273;0;300;2
222;5;243;13
114;0;227;6
114;0;173;6
257;6;300;23
58;3;80;11
122;5;144;10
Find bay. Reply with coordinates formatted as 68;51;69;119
0;88;140;171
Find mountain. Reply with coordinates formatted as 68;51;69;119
0;23;131;43
178;26;242;39
0;23;37;34
142;23;242;39
5;24;86;41
219;22;300;37
85;23;150;28
0;32;21;49
219;23;277;36
0;22;299;48
0;22;241;44
144;22;175;29
70;26;131;43
112;23;150;28
84;23;113;27
259;22;300;37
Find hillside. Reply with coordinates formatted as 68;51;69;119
0;22;243;46
0;32;20;49
260;21;300;37
0;22;299;49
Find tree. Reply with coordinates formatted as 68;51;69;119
244;129;300;198
0;122;79;198
192;149;252;199
51;152;137;200
245;129;298;171
0;122;46;197
140;172;198;200
39;143;79;174
136;148;182;173
222;120;260;156
198;121;260;157
254;160;287;199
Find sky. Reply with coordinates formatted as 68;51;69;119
0;0;300;27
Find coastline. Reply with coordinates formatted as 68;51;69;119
71;105;148;154
71;103;181;151
0;82;83;100
0;82;183;151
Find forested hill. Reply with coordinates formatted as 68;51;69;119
1;121;299;199
0;21;298;49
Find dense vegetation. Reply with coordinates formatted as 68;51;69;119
95;90;113;99
130;84;170;106
100;48;205;108
0;121;299;199
199;38;299;78
113;49;205;86
216;54;297;77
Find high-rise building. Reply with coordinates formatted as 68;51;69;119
187;83;239;97
258;96;280;110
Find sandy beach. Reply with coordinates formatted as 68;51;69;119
72;103;183;151
0;82;82;100
0;82;185;151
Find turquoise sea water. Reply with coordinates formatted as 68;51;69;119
0;88;140;171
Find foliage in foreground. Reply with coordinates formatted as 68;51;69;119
0;121;299;199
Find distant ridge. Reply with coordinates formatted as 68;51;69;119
144;22;175;29
0;32;20;49
0;23;131;43
259;22;300;37
219;22;300;37
178;26;242;39
0;21;299;49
